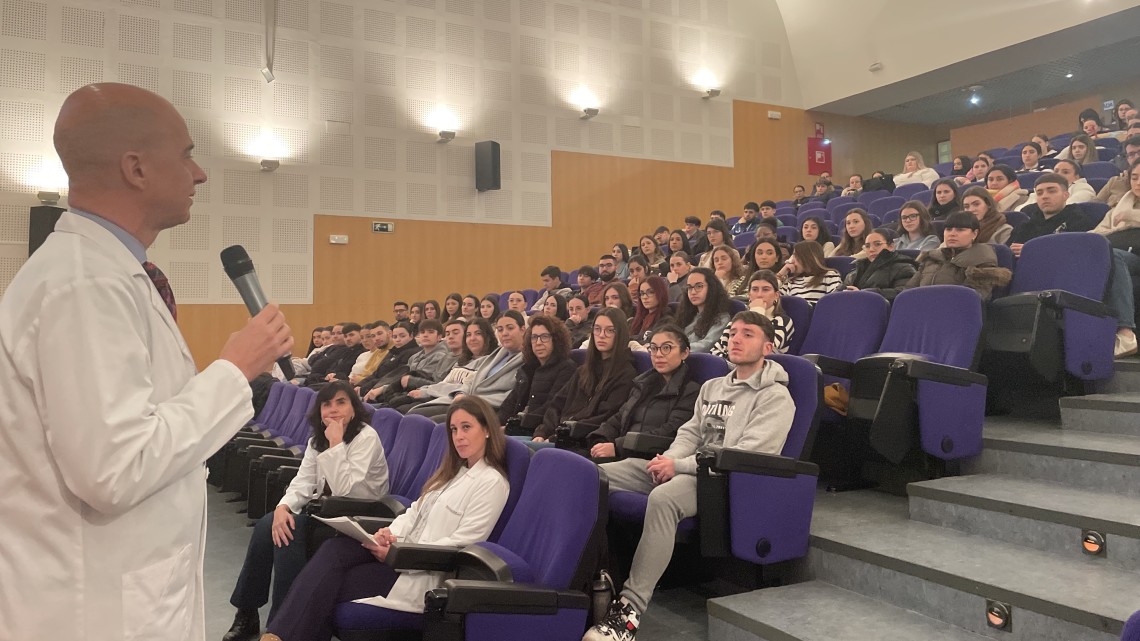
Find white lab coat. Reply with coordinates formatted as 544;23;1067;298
278;426;390;513
355;458;510;613
0;212;254;641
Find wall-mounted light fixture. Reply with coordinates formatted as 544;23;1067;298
260;159;280;172
26;156;67;204
426;105;459;143
36;191;60;205
437;130;456;143
246;129;289;171
570;85;600;120
581;107;599;120
693;68;721;99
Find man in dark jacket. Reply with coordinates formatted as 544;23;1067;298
1009;173;1095;257
357;322;421;400
313;322;364;385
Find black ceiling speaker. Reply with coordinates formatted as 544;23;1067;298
475;140;501;192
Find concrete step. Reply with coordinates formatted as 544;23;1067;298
804;491;1136;640
908;474;1140;573
708;581;989;641
1093;358;1140;394
1060;392;1140;437
963;417;1140;497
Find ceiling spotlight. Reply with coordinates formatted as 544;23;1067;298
1066;73;1074;79
36;191;60;206
969;94;981;106
261;66;275;83
821;138;831;146
580;107;599;120
438;130;456;143
260;159;280;172
704;88;721;100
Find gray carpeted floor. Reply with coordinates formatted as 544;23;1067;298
203;487;709;640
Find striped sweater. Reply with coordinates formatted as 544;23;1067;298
779;271;842;306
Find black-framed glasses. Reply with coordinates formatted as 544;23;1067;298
646;343;677;355
900;213;919;221
862;240;887;250
530;333;552;344
683;282;706;292
592;325;616;337
638;290;655;298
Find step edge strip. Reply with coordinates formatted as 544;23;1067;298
809;534;1125;635
707;598;801;641
982;436;1140;466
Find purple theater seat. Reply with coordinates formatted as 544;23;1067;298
728;298;747;315
1083;162;1120;181
857;190;890;207
824;256;855;280
1122;609;1140;641
382;414;437;505
250;382;285;426
825;195;855;213
893;183;927;200
985;233;1115;382
868;196;904;219
846;286;987;463
733;235;752;252
335;448;603;641
1004;211;1029;229
932;162;952;177
882;209;901;225
776;213;797;228
911;189;933;205
828;201;861;225
780;295;813;355
798;200;825;212
687;352;731;381
777;227;799;244
522;289;540;307
632;350;652;373
569;348;586;366
369;407;402;456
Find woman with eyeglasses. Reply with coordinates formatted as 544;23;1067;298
777;241;842;306
674;267;734;353
630;276;673;344
497;316;578;437
584;325;701;460
899;211;1011;302
894;201;941;252
843;229;917;299
711;270;794;356
530;308;637;448
961;186;1012;244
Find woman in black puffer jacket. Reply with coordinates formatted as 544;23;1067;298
497;315;578;435
844;228;917;301
584;325;701;461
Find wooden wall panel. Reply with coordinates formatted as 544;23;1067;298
178;100;940;369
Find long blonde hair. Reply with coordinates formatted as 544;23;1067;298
904;150;927;170
422;396;509;494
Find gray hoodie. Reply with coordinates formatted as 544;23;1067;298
664;359;795;475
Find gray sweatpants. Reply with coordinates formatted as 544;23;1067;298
600;457;698;614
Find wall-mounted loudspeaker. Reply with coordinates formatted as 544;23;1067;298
475;140;501;192
29;205;65;257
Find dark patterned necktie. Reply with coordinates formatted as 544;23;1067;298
142;261;177;321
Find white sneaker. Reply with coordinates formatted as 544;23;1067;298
1115;332;1138;358
583;596;641;641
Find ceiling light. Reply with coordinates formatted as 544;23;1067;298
969;94;981;106
437;130;456;143
1066;73;1074;79
821;138;831;146
260;66;275;83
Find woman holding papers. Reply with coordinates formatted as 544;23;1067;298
261;396;511;641
224;382;389;641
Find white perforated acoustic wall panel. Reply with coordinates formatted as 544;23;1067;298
0;0;799;299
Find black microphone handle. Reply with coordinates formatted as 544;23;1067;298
230;272;295;380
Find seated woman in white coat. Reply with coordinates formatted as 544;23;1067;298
261;395;511;641
893;150;941;187
224;381;389;640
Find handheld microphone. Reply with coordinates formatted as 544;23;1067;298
220;245;295;380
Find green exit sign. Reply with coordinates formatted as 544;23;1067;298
372;221;395;233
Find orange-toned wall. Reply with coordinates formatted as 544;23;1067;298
178;100;940;369
950;80;1140;157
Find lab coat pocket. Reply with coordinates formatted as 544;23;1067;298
432;497;464;537
122;543;195;641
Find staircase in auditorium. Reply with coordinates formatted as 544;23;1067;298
707;360;1140;641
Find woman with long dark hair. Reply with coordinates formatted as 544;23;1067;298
894;201;940;252
674;267;733;352
441;293;463;322
831;209;873;258
630;275;672;344
602;281;636;320
222;381;389;639
927;178;961;221
422;300;441;321
497;315;578;435
265;396;510;640
612;243;631;280
478;295;501;323
585;324;701;460
778;241;843;305
531;308;637;447
541;291;569;321
799;217;834;256
699;219;734;268
667;230;693;260
961;186;1012;244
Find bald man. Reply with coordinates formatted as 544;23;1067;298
0;83;294;641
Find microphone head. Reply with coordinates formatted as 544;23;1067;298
221;245;255;280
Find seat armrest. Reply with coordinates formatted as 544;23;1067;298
433;580;590;615
316;496;407;519
1039;290;1113;318
714;448;819;478
892;357;987;387
454;545;515;582
385;543;464;572
801;354;855;379
235;436;285;450
618;432;674;457
254;454;303;471
353;516;394;534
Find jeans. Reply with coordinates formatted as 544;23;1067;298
230;511;311;621
1107;249;1140;330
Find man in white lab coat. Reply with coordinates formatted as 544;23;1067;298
0;83;294;641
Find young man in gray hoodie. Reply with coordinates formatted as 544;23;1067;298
585;311;796;641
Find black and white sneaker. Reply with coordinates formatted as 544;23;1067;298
583;596;641;641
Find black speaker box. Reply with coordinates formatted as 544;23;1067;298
29;205;65;257
475;140;501;192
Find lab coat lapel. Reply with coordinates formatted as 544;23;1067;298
55;213;196;369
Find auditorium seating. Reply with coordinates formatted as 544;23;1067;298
893;183;927;200
219;386;315;496
333;448;604;641
868;195;904;219
985;233;1116;382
